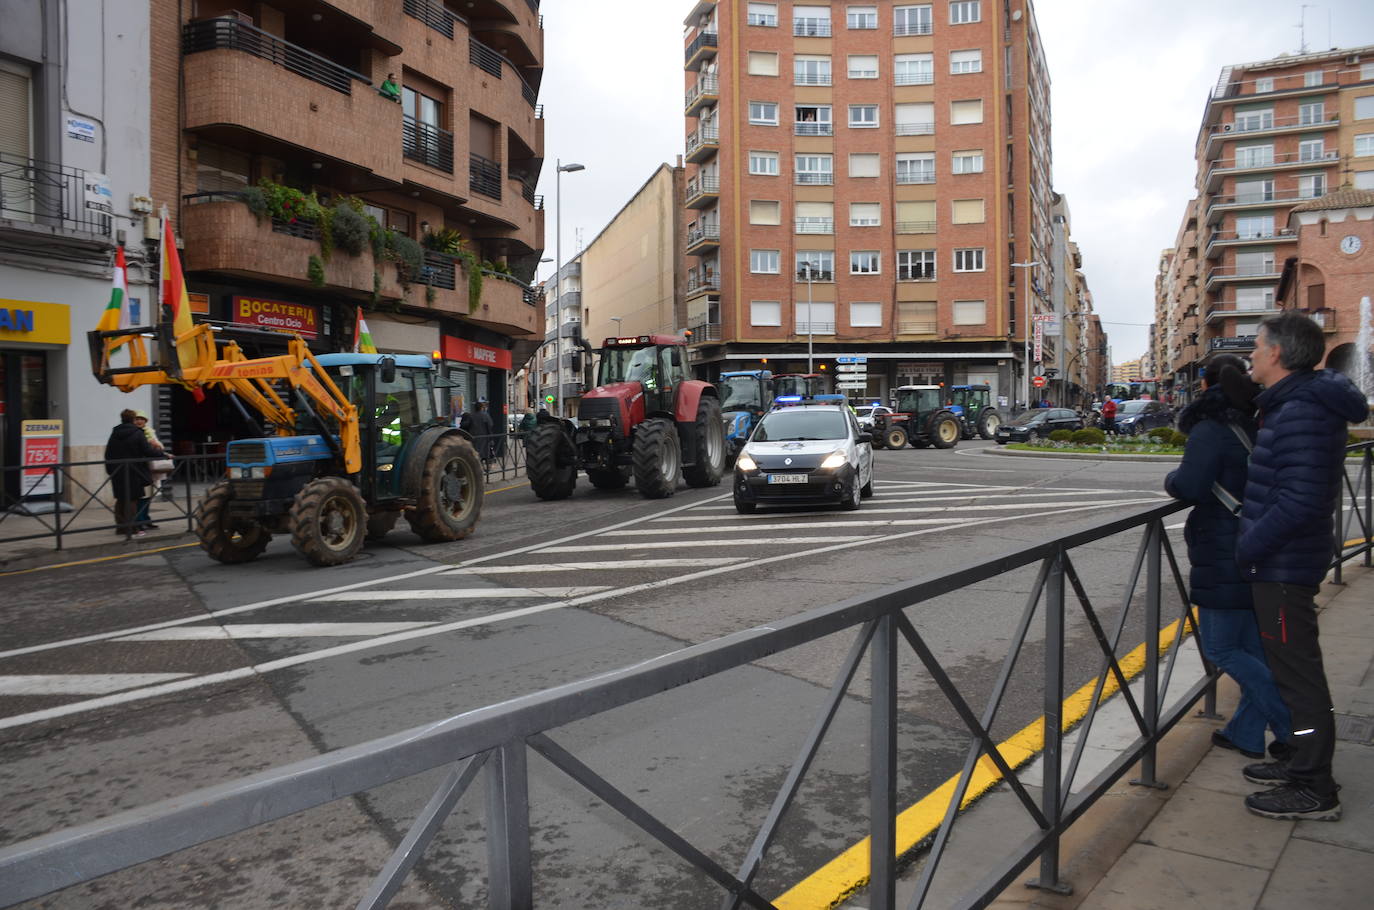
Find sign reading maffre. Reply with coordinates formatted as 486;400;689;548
232;296;318;338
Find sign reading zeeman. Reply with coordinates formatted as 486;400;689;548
232;296;318;338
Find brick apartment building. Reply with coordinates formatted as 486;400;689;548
679;0;1069;408
1157;45;1374;400
148;0;546;448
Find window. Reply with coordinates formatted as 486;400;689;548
1356;170;1374;189
898;301;937;333
952;149;984;173
1235;250;1276;276
1364;63;1374;80
1235;214;1274;239
1304;70;1323;87
949;1;980;24
896;152;935;183
750;249;781;273
1298;173;1326;198
850;302;883;327
849;104;879;128
1299;101;1325;125
848;55;878;79
747;2;778;27
749;150;779;175
364;203;414;237
952;299;986;325
850;251;881;274
849;153;880;177
953;248;985;272
796;301;836;333
894;102;934;135
950;50;982;74
795;201;834;234
896;200;936;232
847;5;877;28
1298;138;1325;162
795;251;835;281
794;104;833;135
794;55;832;86
794;6;831;37
950;99;984;124
1234;108;1273;132
749;200;781;224
1356;96;1374;121
951;198;985;223
1253;77;1273;93
748;51;779;76
795;154;834;184
894;53;934;85
1357;134;1374;157
1235;144;1273;167
897;250;935;280
1234;178;1274;203
749;101;778;125
751;300;782;326
195;142;251;193
849;202;881;226
894;4;932;36
1236;287;1275;311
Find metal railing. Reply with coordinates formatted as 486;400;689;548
0;152;112;236
794;321;836;334
685;175;720;202
793;20;832;36
469;153;502;200
684;74;719;109
894;20;934;36
469;36;504;77
181;17;368;95
793;121;833;135
895;221;936;233
793;72;833;85
402;116;455;172
420;250;457;290
794;218;834;234
686;273;720;293
896;172;935;185
894;121;935;135
404;0;458;39
894;71;934;85
685;30;718;63
686;224;721;247
794;172;834;185
688;321;722;341
685;125;720;157
1210;111;1339;137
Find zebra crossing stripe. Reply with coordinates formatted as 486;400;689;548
0;674;193;696
119;622;439;641
443;558;748;574
311;586;612;602
534;537;881;554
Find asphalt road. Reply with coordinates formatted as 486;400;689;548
0;440;1191;909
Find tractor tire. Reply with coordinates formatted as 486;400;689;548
633;417;681;499
195;481;271;564
587;467;630;490
682;396;727;488
408;435;483;542
931;416;960;449
883;425;908;449
289;477;367;567
911;439;931;449
526;423;577;500
366;510;400;541
977;410;1001;439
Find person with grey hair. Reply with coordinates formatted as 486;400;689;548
1234;310;1367;821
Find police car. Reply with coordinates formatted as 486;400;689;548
732;396;875;514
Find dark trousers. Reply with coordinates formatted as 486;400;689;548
1251;581;1337;795
114;498;140;535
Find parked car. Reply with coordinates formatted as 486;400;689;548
1113;399;1173;436
853;404;893;431
994;408;1084;444
733;401;874;513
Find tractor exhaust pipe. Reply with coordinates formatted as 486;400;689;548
577;336;594;390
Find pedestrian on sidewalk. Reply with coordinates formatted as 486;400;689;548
104;408;162;539
132;410;170;530
1166;353;1291;762
1235;311;1368;822
1101;397;1117;435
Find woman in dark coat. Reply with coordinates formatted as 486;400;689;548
1165;354;1291;759
104;408;162;538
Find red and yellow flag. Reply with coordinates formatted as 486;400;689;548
160;214;197;370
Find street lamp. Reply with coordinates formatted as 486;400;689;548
554;161;585;418
798;261;817;372
1010;260;1044;409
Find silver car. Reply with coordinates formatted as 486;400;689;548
732;403;875;513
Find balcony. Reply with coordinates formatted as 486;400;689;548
1205;264;1282;290
559;319;581;339
685;75;719;115
684;31;718;69
794;218;833;234
1205;302;1280;323
1204;228;1296;258
894;21;933;36
402;116;454;173
686;273;720;295
894;72;934;86
1205;112;1340;153
794;121;834;136
894;122;935;136
896;221;937;234
469;37;539;108
686;224;720;254
509;174;544;209
1204;149;1339;191
684;175;720;208
685;125;719;163
1209;334;1257;352
793;20;832;37
795;321;836;334
1205;187;1325;224
794;72;833;86
687;322;722;343
895;172;935;185
469;153;502;201
0;152;113;244
898;321;938;335
794;172;834;186
182;18;368;95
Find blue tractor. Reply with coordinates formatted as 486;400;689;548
718;369;774;457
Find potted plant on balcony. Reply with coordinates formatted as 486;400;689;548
422;227;482;313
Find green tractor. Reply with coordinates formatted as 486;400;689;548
718;369;774;458
871;385;962;450
948;383;1002;439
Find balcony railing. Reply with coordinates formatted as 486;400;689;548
794;121;833;136
182;17;367;95
467;37;539;107
1207;148;1339;175
420;250;457;290
686;274;720;294
894;122;935;136
685;175;720;203
896;172;935;185
511;176;543;209
794;172;834;185
899;321;938;334
894;21;934;36
794;72;833;86
0;152;112;237
404;0;457;38
793;20;832;36
687;321;722;342
686;224;721;247
1206;228;1295;246
896;221;937;234
684;75;719;112
402;116;455;173
1209;112;1339;139
795;321;836;334
685;125;719;159
894;72;934;86
795;218;834;234
469;153;502;200
1209;263;1280;278
1204;302;1278;323
684;30;718;64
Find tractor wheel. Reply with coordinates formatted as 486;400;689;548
632;417;681;499
366;510;400;541
931;416;960;449
911;439;931;449
883;425;908;449
683;396;727;488
408;435;483;542
289;477;366;567
587;466;630;490
977;410;1001;439
195;481;270;564
526;423;577;500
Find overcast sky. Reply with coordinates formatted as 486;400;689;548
533;0;1374;366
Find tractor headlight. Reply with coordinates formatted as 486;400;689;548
820;450;848;470
736;452;758;472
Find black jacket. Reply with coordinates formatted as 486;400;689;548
104;421;161;499
1165;387;1255;610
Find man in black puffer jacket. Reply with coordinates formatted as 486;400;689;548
1235;311;1368;822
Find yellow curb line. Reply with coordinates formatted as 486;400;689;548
773;616;1191;910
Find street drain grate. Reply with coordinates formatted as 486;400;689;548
1334;713;1374;744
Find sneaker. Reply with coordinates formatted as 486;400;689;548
1243;760;1292;786
1245;782;1341;821
132;530;148;539
1212;730;1264;760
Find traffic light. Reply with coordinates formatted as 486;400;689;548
544;394;555;404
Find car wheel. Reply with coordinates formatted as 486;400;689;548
734;497;756;514
840;478;861;511
860;464;874;499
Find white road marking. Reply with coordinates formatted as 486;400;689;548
0;674;192;696
445;558;747;574
534;537;880;553
119;622;439;641
1166;522;1186;530
681;489;1116;512
311;586;612;602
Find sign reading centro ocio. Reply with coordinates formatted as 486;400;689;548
232;296;318;338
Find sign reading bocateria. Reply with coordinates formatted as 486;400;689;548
232;296;318;338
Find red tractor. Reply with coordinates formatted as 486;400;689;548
526;334;727;499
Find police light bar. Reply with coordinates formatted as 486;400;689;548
774;395;803;403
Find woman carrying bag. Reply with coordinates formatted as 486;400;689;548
133;410;172;531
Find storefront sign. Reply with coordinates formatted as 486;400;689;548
232;296;318;338
0;299;71;345
442;336;512;370
66;117;96;143
188;292;211;315
21;420;64;498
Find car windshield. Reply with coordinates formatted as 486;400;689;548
719;375;763;411
894;388;942;412
1014;411;1049;426
754;408;847;441
599;346;658;385
1119;400;1150;415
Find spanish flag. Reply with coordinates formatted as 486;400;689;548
160;212;197;370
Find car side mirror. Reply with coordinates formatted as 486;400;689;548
858;432;873;443
378;356;396;384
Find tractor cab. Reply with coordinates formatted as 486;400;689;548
946;383;1001;439
718;370;774;456
591;335;688;420
773;373;830;399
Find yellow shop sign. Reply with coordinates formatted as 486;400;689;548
0;299;72;345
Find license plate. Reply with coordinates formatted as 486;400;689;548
767;473;808;484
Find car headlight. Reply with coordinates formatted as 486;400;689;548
819;450;848;469
736;452;758;472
